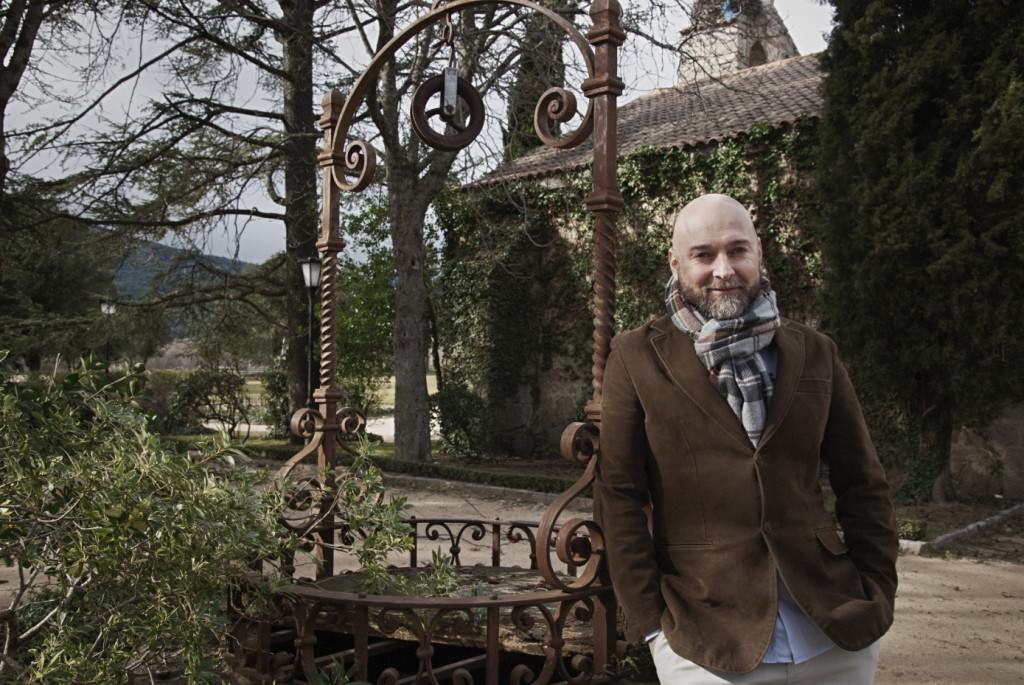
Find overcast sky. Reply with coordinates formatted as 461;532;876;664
10;0;833;264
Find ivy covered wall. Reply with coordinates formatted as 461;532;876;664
435;117;821;457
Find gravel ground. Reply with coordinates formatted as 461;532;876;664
390;483;1024;685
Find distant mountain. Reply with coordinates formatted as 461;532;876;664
116;241;252;300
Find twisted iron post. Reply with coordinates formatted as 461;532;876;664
582;0;624;423
582;0;624;668
312;89;347;579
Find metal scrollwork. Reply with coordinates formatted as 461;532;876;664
290;407;322;440
509;599;595;685
337;406;367;436
534;86;593;149
373;607;482;685
506;522;539;568
535;422;607;592
451;668;476;685
452;521;487;567
420;519;491;566
280;475;337;537
423;520;456;562
377;667;400;685
278;409;325;488
334;139;377;193
510;663;537;685
511;604;544;640
560;421;599;466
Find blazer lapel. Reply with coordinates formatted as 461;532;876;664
757;321;805;450
648;317;752;450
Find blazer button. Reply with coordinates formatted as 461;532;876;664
762;522;773;534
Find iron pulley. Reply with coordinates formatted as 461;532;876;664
410;69;485;152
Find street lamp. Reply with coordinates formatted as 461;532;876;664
99;300;116;366
299;256;322;408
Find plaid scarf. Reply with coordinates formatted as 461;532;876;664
664;274;781;446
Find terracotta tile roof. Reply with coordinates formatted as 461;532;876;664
471;52;822;187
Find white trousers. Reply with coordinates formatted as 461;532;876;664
649;633;881;685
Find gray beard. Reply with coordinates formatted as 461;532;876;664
681;279;759;321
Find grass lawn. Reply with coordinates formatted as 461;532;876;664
373;372;437;409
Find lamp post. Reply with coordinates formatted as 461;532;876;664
299;256;322;408
99;300;116;366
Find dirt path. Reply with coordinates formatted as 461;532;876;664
878;555;1024;684
392;483;1024;684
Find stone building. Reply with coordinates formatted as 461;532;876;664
678;0;799;84
474;0;819;187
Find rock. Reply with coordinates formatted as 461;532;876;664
949;427;1003;501
950;403;1024;501
983;404;1024;500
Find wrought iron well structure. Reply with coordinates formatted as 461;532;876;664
225;0;626;682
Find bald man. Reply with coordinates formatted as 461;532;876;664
596;194;898;684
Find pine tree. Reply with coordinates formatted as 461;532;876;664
816;0;1024;500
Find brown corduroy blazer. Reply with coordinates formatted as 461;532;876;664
595;315;898;674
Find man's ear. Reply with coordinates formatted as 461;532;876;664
668;247;678;272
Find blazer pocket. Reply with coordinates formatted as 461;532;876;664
815;526;849;555
797;378;832;395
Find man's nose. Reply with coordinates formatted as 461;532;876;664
712;253;735;280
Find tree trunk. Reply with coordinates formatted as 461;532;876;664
0;0;46;196
0;114;8;197
902;397;954;502
388;172;433;463
278;0;319;432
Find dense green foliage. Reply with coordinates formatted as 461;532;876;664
0;190;118;370
435;121;820;456
256;203;397;435
337;203;397;415
0;355;289;682
260;346;292;439
817;0;1024;500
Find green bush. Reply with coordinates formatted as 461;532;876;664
430;382;488;460
896;519;929;542
259;347;290;439
138;369;188;434
171;365;252;439
0;353;290;682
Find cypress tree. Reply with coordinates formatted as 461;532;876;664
816;0;1024;501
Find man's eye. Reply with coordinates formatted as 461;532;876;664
730;247;748;256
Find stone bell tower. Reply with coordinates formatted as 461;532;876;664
678;0;799;84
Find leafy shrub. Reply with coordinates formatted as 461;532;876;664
0;353;290;682
896;519;928;542
259;347;291;439
171;365;252;438
429;382;487;460
138;368;188;434
337;437;414;594
339;376;387;418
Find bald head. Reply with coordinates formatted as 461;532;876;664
668;194;763;320
671;194;757;254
